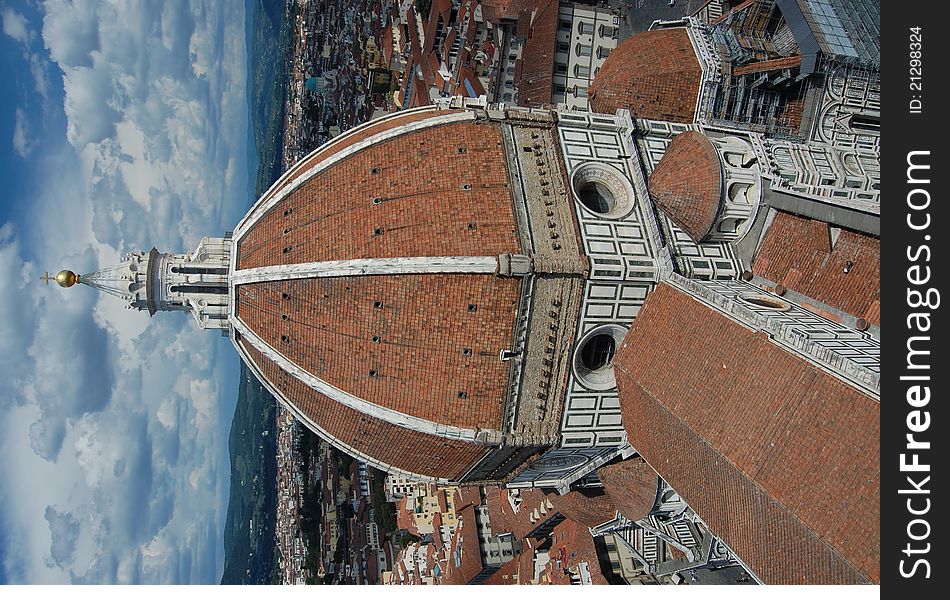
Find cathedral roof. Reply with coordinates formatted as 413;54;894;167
613;283;880;584
240;340;489;480
752;211;881;326
230;107;534;481
648;130;723;242
588;28;703;123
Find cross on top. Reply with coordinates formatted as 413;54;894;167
41;271;56;286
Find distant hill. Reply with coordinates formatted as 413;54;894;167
248;0;293;198
221;364;279;584
221;0;292;584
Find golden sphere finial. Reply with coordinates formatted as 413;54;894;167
55;270;78;288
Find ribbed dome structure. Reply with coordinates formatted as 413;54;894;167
228;105;586;483
588;28;703;123
648;130;723;243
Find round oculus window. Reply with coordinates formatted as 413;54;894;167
572;324;628;391
571;162;636;219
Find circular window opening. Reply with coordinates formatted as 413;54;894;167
738;293;790;311
578;181;614;214
571;162;636;219
580;334;616;370
573;324;628;391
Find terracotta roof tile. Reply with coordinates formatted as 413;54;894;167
239;341;489;480
597;458;659;522
753;212;880;325
544;519;609;585
515;1;559;107
589;28;703;122
733;55;803;76
614;283;880;584
482;549;534;584
440;502;484;584
239;120;521;269
648;130;722;242
485;487;549;541
381;24;394;66
237;273;519;431
251;110;447;210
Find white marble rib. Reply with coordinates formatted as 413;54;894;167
230;256;499;285
229;314;501;443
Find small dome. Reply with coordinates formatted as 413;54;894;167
648;130;723;242
55;270;78;288
597;457;659;522
588;28;703;123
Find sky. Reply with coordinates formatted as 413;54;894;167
0;0;250;584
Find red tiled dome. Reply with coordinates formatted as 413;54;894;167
232;109;527;480
588;28;703;123
648;130;722;242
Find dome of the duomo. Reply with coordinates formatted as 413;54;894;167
228;106;584;482
647;130;723;243
588;28;702;123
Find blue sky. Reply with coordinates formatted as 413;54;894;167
0;0;250;583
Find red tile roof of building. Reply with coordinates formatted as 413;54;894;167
753;211;881;325
381;24;395;66
543;519;609;585
733;54;803;76
480;0;526;22
485;487;550;541
482;547;535;584
396;496;416;533
424;0;455;55
596;457;659;522
648;130;723;242
614;283;880;584
240;119;522;269
440;502;484;584
252;109;449;210
237;273;519;431
589;27;703;122
233;117;533;472
514;1;559;107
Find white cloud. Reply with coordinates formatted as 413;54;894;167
12;108;37;158
0;0;249;584
1;7;32;44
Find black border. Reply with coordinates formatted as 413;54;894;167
881;1;946;595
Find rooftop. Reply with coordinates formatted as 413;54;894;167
752;211;880;326
614;282;880;584
597;457;659;523
588;27;703;122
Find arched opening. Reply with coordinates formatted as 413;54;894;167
571;162;636;220
738;293;790;311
